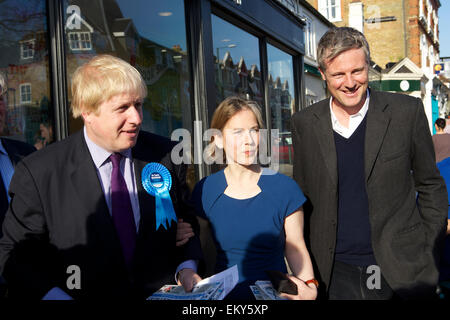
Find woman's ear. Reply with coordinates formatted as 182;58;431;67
214;133;224;149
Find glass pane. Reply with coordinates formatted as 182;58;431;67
267;44;295;177
0;0;54;149
63;0;193;140
211;15;263;106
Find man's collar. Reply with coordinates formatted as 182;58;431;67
329;88;370;122
83;126;131;168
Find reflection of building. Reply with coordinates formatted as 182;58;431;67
215;49;293;132
0;0;192;140
215;51;264;104
268;75;292;133
63;0;192;137
277;1;334;107
0;27;50;142
306;0;444;132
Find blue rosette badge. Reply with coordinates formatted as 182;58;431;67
142;163;178;230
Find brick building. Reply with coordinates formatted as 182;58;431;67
305;0;447;132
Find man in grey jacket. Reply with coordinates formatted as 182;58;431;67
291;27;448;300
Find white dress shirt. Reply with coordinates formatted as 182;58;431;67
83;126;141;230
330;89;370;139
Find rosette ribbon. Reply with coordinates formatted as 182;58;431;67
141;163;178;230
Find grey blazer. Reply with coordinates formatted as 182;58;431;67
291;90;448;299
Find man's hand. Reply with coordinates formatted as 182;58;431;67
279;275;317;300
177;268;202;292
176;218;195;246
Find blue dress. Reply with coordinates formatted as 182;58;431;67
192;168;306;299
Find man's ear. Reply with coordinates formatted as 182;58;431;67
81;110;91;124
319;67;327;81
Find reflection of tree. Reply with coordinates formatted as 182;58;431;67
0;0;46;45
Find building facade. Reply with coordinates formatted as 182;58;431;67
305;0;445;132
0;0;313;183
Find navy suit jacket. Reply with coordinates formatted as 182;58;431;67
0;130;202;299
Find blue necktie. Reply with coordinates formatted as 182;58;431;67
110;153;136;268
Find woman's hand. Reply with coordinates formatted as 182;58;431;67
279;275;318;300
176;218;195;246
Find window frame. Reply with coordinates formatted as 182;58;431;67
20;39;35;60
303;14;315;59
19;83;32;105
318;0;342;22
68;31;92;51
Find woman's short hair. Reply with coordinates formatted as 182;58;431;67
317;27;370;72
206;96;265;163
435;118;446;130
70;54;147;118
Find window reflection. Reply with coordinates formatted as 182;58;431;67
64;0;193;139
267;44;295;176
211;15;263;105
0;0;53;149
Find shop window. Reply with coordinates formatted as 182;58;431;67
267;44;295;177
0;0;54;148
318;0;342;22
20;83;32;104
211;15;263;105
63;0;193;142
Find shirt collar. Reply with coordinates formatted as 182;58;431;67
329;89;370;126
83;126;131;169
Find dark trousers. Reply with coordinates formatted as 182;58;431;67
328;260;394;300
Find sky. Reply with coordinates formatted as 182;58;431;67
439;1;450;57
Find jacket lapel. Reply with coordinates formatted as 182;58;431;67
2;138;21;166
364;91;391;182
132;156;156;235
313;100;338;187
69;131;124;262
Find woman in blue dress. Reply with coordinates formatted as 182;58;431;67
178;97;317;300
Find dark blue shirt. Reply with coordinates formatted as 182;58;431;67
192;168;306;298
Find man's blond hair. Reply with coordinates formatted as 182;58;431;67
70;55;147;118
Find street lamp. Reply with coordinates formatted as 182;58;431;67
216;44;237;64
215;44;237;99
